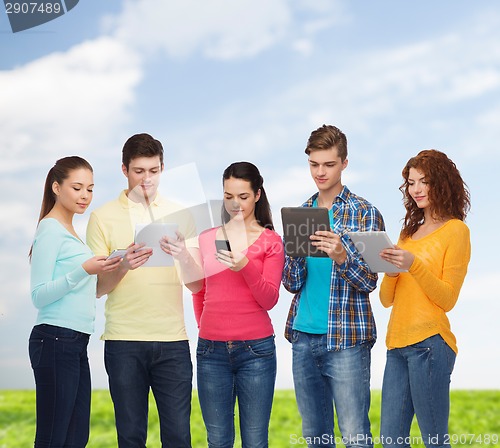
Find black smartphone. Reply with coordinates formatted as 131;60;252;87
215;239;231;252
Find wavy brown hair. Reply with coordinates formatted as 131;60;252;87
400;149;470;239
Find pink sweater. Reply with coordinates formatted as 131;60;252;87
193;227;284;341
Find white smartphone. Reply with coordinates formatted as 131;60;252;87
106;249;127;260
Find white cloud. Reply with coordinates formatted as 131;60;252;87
463;105;500;158
0;37;142;173
308;34;500;123
266;166;314;210
477;105;500;127
443;69;500;101
165;12;500;172
0;34;142;390
108;0;350;60
0;203;37;240
0;255;32;315
112;0;292;60
292;38;314;56
96;0;500;177
457;272;500;303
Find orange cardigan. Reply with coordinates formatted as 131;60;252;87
379;219;471;354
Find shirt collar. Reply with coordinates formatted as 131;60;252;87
118;189;165;209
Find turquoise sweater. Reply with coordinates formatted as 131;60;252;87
30;218;97;334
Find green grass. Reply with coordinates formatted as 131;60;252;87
1;390;499;447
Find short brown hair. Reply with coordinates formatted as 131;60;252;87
305;125;348;161
122;133;164;170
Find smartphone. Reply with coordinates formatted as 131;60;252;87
215;239;231;252
106;249;127;260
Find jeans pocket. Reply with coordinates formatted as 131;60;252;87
409;340;431;363
28;337;44;369
411;338;432;350
247;336;275;358
105;340;132;356
55;328;81;342
196;339;211;357
34;324;81;342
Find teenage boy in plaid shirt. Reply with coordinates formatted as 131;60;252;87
283;125;385;448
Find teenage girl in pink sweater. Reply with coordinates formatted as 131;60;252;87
161;161;284;447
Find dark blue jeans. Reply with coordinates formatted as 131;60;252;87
196;335;277;448
28;324;91;448
104;340;192;447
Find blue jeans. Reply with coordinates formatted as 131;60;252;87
28;324;91;448
380;334;456;448
291;331;373;448
104;340;192;448
196;335;277;448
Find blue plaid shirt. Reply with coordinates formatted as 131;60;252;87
283;186;385;351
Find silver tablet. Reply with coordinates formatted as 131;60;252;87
347;231;406;273
135;222;178;267
281;207;331;258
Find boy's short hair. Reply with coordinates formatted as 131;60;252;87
122;133;164;169
305;125;348;161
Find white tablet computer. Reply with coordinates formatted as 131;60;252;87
281;207;331;257
135;222;178;267
347;231;406;273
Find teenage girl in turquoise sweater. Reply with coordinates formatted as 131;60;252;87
29;156;120;448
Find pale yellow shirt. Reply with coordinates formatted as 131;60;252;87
86;190;196;342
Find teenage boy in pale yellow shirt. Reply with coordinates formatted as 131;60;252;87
86;133;195;447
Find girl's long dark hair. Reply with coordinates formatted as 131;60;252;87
29;156;93;258
400;149;470;239
221;162;274;230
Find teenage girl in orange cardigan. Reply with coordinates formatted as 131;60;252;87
379;150;471;448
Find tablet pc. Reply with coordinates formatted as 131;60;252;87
281;207;331;257
347;231;406;273
135;222;178;267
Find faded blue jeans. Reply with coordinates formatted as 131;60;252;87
29;324;91;448
104;340;192;448
292;331;373;448
380;334;456;448
196;335;277;448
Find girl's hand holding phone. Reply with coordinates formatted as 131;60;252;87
215;248;248;272
83;255;122;275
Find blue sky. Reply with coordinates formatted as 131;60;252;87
1;0;499;390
